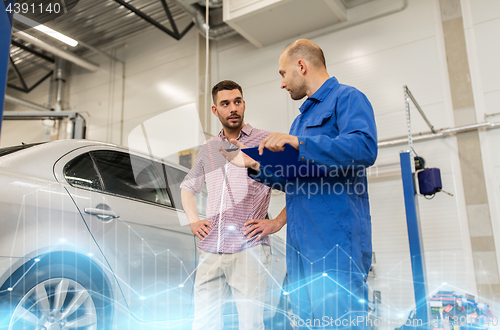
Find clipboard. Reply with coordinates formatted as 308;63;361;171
241;144;328;179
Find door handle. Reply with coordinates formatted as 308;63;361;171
84;207;120;221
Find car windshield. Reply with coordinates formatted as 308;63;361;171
0;142;45;157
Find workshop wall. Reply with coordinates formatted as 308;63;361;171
465;0;500;297
2;19;199;150
68;22;198;147
2;77;51;146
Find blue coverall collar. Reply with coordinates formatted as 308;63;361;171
299;77;339;113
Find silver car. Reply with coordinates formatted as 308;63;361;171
0;140;288;330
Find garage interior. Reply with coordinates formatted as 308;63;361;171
1;0;500;329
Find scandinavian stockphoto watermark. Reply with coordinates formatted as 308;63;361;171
290;315;423;328
268;177;369;197
260;162;376;180
258;162;378;198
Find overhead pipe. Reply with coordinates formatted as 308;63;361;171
171;0;237;40
53;58;68;111
378;121;500;148
13;30;99;72
4;94;51;112
370;122;500;182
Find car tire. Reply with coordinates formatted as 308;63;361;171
0;261;111;330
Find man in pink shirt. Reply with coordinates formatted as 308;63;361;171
180;80;276;330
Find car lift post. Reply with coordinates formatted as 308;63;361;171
399;85;430;329
0;0;15;139
400;151;430;329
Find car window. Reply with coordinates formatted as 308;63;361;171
63;153;103;190
91;150;172;207
166;166;207;216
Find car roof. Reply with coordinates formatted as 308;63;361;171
0;139;189;182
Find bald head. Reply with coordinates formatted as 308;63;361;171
282;39;326;69
278;39;330;98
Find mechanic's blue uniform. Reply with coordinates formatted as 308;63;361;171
249;77;377;329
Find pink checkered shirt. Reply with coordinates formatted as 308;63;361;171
180;124;272;253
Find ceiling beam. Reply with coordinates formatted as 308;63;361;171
9;56;28;91
11;40;55;63
111;0;194;41
7;70;53;93
160;0;180;36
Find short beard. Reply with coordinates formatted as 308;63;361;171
222;119;243;130
219;112;244;130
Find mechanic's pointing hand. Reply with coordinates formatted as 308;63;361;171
257;133;299;155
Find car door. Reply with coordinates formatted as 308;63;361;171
54;146;196;323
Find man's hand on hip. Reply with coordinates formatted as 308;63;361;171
190;221;212;240
258;133;299;155
244;218;286;242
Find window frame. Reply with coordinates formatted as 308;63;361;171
63;149;179;210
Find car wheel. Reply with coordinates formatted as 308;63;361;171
0;262;110;330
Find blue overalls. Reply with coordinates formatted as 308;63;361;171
250;77;377;329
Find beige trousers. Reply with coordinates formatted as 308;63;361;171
191;244;272;330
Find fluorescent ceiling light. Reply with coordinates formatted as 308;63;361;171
14;15;78;47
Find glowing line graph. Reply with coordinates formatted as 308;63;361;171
2;183;496;328
0;191;392;302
